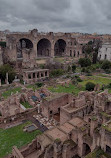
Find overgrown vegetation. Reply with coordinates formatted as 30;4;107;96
35;82;43;88
2;87;21;99
72;64;76;73
0;42;6;48
85;82;95;91
85;148;109;158
0;121;42;157
20;101;32;108
0;64;16;83
101;60;111;70
78;58;91;67
50;69;65;77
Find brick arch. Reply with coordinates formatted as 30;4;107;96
54;39;67;56
82;143;91;156
16;38;34;59
37;38;51;57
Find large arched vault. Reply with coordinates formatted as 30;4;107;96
17;38;33;58
37;38;51;57
54;39;66;56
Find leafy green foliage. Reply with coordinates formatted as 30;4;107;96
2;87;21;99
20;101;32;108
67;65;71;72
0;42;6;48
0;64;16;83
78;58;91;67
35;82;43;88
101;60;111;70
72;64;76;73
0;121;41;157
50;69;65;77
85;82;95;91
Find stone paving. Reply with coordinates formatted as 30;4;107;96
33;114;57;130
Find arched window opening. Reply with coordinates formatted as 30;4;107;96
83;143;91;156
28;74;31;79
78;51;80;57
105;54;107;60
54;39;66;56
45;71;47;76
74;50;76;57
37;38;51;57
70;50;72;57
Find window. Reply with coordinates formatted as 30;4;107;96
50;110;52;114
105;54;107;60
28;74;31;79
33;73;35;78
37;73;39;78
41;73;43;77
70;50;72;57
78;51;79;57
74;50;76;57
100;55;101;59
45;71;47;76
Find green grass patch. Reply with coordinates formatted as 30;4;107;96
21;101;32;109
48;76;111;95
48;84;83;95
0;121;42;157
53;57;66;63
26;84;40;91
2;87;21;99
85;148;109;158
97;73;111;78
80;76;111;88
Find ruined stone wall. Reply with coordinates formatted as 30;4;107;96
6;29;83;64
0;107;38;128
41;94;73;118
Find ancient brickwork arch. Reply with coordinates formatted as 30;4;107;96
16;38;33;58
54;39;67;56
82;143;91;156
37;38;51;57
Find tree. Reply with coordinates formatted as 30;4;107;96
67;65;71;72
78;58;91;67
0;42;6;48
0;64;16;83
101;60;111;70
86;82;95;91
72;64;76;73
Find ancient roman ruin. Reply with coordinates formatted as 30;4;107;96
11;90;111;158
0;29;111;158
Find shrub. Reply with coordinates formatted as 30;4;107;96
86;73;92;76
72;79;77;85
36;82;43;87
77;78;82;82
67;65;71;72
108;83;111;88
81;67;91;73
39;64;45;69
0;64;16;83
78;58;91;67
81;68;86;72
104;69;111;74
0;42;6;48
72;64;76;73
85;82;95;91
74;75;79;78
50;69;64;77
101;60;111;70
